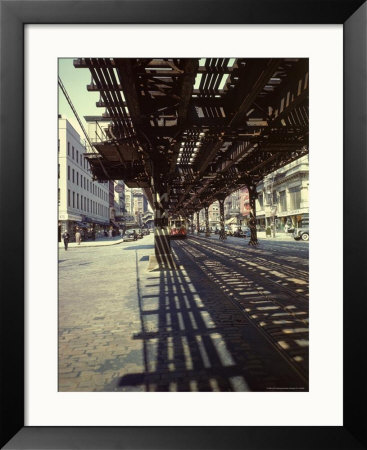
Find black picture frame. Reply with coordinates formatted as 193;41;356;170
1;1;366;448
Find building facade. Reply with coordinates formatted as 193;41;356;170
255;155;309;231
132;188;149;226
58;117;110;240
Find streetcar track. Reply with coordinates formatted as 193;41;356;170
173;240;308;384
189;235;309;304
192;235;309;278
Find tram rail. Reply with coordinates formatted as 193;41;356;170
173;235;309;382
190;235;309;302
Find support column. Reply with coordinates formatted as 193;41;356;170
204;206;210;237
217;195;226;240
196;211;200;234
190;214;194;234
152;188;176;269
248;184;258;246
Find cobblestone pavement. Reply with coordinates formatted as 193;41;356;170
59;234;308;392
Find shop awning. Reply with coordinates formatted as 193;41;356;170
76;222;89;229
225;217;237;225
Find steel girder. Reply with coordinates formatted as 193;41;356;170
74;57;309;214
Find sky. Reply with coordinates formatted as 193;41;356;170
58;58;101;140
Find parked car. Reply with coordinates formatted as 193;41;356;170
293;227;309;241
135;229;144;239
122;230;137;242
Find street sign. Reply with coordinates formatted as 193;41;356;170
115;184;124;193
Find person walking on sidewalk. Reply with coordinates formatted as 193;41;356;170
62;231;70;251
75;229;81;245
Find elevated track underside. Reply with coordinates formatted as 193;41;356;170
75;57;309;216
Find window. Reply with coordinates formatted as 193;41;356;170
289;186;301;210
84;177;86;189
76;150;79;162
72;169;75;183
258;192;263;208
279;191;287;212
68;165;70;181
58;139;60;153
76;172;79;186
77;193;79;209
58;164;60;179
87;179;89;191
80;174;83;188
68;189;70;207
72;191;75;208
58;188;60;205
81;195;83;211
87;198;89;212
84;197;86;211
67;142;70;156
72;146;74;159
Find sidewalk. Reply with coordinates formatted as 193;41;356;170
193;231;294;242
257;231;294;241
59;236;124;249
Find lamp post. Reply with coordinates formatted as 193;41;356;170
271;205;277;238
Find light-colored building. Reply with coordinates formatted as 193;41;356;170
208;201;220;229
124;186;133;215
131;188;148;226
58;117;110;240
255;155;309;231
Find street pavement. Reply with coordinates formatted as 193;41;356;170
59;233;309;392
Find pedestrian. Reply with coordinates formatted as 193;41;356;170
75;229;81;245
62;231;70;251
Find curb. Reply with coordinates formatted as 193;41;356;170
58;239;124;249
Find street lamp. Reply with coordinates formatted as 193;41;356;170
271;205;277;238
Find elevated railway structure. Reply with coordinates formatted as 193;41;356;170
74;58;309;267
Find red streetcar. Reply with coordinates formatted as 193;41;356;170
169;217;188;239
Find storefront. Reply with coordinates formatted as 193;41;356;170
277;208;309;230
255;213;266;230
58;212;82;241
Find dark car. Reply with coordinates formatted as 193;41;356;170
293;227;309;241
135;229;144;239
241;227;251;238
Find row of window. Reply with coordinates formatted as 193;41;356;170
257;186;302;212
67;142;89;171
67;165;107;201
67;189;108;217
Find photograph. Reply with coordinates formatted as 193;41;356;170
58;57;309;392
2;0;366;445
